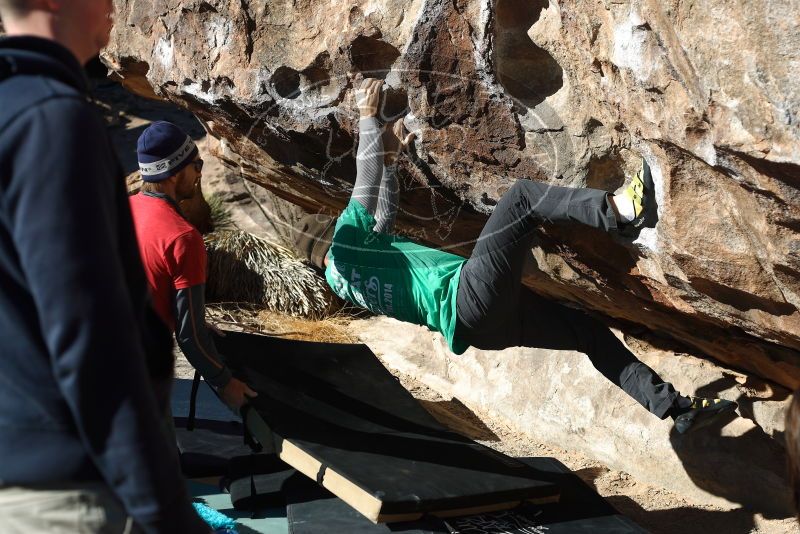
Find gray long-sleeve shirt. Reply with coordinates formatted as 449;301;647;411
174;284;232;389
353;117;400;234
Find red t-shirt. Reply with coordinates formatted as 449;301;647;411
129;193;207;332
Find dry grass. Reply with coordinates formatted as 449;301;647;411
254;309;355;344
207;303;355;344
202;206;360;342
205;230;338;318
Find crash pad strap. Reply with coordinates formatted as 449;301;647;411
315;464;327;485
187;370;202;431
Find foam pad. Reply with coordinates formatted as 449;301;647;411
173;417;250;478
284;457;646;533
227;455;295;510
214;331;559;523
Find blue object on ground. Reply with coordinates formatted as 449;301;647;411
193;502;238;533
188;480;288;534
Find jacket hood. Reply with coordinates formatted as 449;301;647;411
0;35;88;94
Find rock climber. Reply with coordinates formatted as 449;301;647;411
293;78;737;435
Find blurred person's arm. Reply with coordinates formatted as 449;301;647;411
6;97;208;533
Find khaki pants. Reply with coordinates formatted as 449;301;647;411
0;482;140;534
0;409;186;533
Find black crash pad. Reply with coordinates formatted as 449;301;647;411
213;331;560;523
174;417;249;478
171;377;248;477
284;457;645;534
172;377;237;423
171;378;288;480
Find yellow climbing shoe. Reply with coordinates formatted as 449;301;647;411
620;158;651;228
674;396;738;434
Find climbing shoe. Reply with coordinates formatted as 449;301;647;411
673;396;738;435
619;158;651;229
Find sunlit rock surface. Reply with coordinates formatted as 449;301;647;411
104;0;800;388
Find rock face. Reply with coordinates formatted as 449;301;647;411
354;315;794;516
104;1;800;387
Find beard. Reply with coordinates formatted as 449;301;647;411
176;177;200;202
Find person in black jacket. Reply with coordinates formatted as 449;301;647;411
0;1;208;532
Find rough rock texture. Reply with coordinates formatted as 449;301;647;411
354;315;794;516
104;2;800;387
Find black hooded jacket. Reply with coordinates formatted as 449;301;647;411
0;36;206;533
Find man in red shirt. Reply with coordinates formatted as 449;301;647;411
130;121;256;409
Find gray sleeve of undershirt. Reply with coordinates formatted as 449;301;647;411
373;163;399;234
352;117;384;216
174;284;232;389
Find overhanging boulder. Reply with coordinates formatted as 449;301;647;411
103;0;800;388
